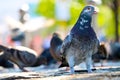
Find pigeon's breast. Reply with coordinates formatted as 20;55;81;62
66;37;98;65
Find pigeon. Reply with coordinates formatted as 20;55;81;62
50;33;69;67
103;42;120;60
0;45;38;72
60;5;99;74
0;51;14;68
32;55;47;67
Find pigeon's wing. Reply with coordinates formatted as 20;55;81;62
93;39;100;54
61;34;72;55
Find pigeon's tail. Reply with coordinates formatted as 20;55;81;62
0;45;9;51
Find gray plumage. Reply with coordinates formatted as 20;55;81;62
60;5;99;74
0;45;38;72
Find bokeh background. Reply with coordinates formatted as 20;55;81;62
0;0;120;48
0;0;120;77
0;0;120;71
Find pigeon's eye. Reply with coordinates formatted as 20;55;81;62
87;7;91;11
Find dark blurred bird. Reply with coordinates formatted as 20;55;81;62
92;43;108;67
41;48;57;65
110;42;120;60
50;33;69;67
60;5;99;74
103;42;120;60
0;51;14;68
0;45;38;72
32;55;47;67
93;42;120;65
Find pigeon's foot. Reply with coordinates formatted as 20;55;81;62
70;67;75;74
22;69;29;72
87;69;92;73
65;67;70;71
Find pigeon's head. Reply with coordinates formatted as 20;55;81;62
81;5;99;16
53;32;60;37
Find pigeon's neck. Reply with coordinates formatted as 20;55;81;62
71;14;92;34
70;14;97;39
79;14;91;26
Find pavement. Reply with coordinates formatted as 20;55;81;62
0;61;120;80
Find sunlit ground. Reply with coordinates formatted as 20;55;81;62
0;61;120;80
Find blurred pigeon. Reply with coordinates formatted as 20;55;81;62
103;42;120;60
0;51;14;68
109;42;120;60
50;33;69;67
60;5;99;74
41;48;57;65
32;54;47;67
0;45;38;72
92;43;107;67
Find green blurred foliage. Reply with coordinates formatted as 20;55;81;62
35;0;120;39
97;5;115;38
102;0;113;4
36;0;85;25
69;1;84;26
36;0;55;18
118;7;120;36
35;0;86;36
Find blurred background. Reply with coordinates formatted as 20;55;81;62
0;0;120;69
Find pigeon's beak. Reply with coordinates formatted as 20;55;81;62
94;6;99;14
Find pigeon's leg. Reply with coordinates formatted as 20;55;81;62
85;55;92;73
18;65;29;72
67;56;75;74
100;60;104;67
65;67;70;71
92;61;95;67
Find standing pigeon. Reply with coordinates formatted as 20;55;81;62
0;45;38;72
60;5;99;74
50;33;69;67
